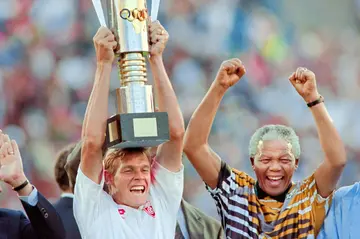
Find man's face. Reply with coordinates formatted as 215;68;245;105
110;153;151;208
251;139;298;197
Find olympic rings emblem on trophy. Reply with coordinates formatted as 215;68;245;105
120;8;148;22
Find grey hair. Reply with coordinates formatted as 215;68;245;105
249;124;301;159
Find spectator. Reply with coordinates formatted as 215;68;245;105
0;130;66;239
53;143;81;239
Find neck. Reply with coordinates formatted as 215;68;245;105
113;197;143;209
255;182;293;202
112;194;148;209
62;189;73;194
61;192;74;198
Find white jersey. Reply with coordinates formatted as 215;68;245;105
74;161;184;239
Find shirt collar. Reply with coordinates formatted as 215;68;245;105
255;182;293;202
61;193;75;198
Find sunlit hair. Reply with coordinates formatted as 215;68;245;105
249;124;301;159
103;147;151;195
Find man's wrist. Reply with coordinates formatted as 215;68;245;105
149;55;163;65
9;173;28;189
304;93;321;103
211;81;228;96
307;95;325;108
96;61;113;69
10;174;34;196
17;183;34;197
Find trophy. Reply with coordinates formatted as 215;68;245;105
103;0;169;149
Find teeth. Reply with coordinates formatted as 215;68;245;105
131;186;145;191
268;176;282;181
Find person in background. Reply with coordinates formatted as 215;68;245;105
317;181;360;239
0;130;66;239
53;143;81;239
174;199;224;239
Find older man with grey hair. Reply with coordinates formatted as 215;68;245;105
184;59;346;239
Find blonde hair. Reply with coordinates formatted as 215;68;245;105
103;148;151;195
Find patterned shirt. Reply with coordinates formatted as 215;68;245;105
207;162;332;239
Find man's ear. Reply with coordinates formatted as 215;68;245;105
295;158;299;170
250;157;255;170
104;170;113;185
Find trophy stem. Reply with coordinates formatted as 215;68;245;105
115;52;154;114
118;53;147;86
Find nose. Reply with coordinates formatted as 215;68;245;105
134;169;145;180
269;161;281;171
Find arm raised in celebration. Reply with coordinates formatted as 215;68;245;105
184;59;246;189
289;67;347;197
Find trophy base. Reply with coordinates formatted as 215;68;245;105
105;112;169;149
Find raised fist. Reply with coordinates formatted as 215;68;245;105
93;26;118;64
215;58;246;90
289;67;319;103
148;20;169;57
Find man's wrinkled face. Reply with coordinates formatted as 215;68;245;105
251;139;298;197
107;153;151;208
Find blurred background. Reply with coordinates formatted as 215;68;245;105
1;0;360;220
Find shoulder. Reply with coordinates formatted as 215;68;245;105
53;198;62;207
0;208;24;219
53;197;73;210
334;182;360;200
220;161;255;185
200;212;222;228
297;173;317;192
182;201;221;228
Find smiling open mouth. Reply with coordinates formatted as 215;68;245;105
265;176;284;187
130;186;145;194
266;176;284;181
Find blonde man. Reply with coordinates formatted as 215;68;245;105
74;21;184;239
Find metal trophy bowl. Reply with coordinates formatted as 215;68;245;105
104;0;169;149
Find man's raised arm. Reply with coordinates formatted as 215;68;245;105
0;131;65;239
184;59;246;189
148;21;185;172
80;27;117;184
289;67;347;197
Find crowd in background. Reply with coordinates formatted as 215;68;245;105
1;0;360;220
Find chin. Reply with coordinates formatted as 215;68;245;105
132;199;146;207
126;190;149;207
267;188;287;196
134;195;147;203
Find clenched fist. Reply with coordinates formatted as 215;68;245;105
289;67;320;103
148;20;169;57
93;26;118;64
215;58;246;90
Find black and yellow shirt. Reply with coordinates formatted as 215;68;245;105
206;162;332;239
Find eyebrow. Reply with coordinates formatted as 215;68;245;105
259;153;293;159
279;154;293;157
121;166;133;170
121;164;150;169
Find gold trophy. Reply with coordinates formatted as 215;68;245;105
103;0;169;148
